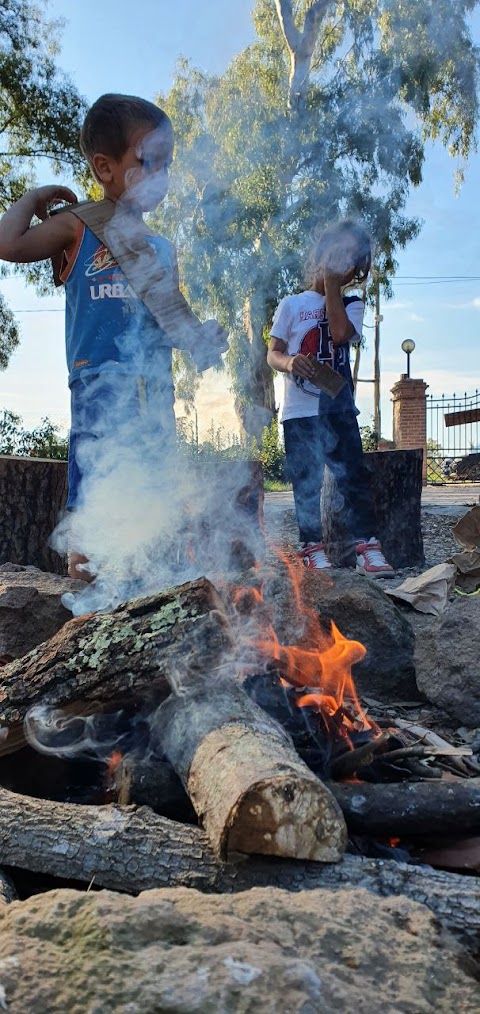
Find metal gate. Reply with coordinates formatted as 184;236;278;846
426;390;480;482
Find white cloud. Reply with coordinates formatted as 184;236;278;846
443;297;480;309
384;301;413;312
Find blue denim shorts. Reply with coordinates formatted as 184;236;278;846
67;372;175;509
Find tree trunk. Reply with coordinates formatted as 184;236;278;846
352;343;361;394
157;680;347;861
328;780;480;837
0;579;232;735
0;786;477;949
239;293;276;442
322;448;424;569
274;0;331;111
0;455;67;575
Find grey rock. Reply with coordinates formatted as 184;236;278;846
0;885;476;1013
0;565;83;659
264;568;417;702
414;595;480;727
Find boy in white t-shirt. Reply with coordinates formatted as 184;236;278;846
267;220;393;577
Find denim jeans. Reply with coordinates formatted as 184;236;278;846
283;412;375;544
67;372;176;509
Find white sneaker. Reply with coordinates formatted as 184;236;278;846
355;538;395;578
298;542;333;570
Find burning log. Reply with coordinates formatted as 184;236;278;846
0;786;477;950
0;579;232;745
156;681;347;861
327;780;480;837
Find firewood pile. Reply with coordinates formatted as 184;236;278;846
0;573;479;953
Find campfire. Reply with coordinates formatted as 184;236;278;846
0;549;478;892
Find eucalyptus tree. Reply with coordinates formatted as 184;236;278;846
157;0;479;436
0;0;86;367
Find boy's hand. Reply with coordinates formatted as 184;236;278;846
323;269;344;289
0;185;79;263
288;353;316;381
191;319;229;371
32;185;78;221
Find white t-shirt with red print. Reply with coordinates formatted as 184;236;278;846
270;289;364;422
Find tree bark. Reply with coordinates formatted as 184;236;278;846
274;0;331;110
157;681;347;861
0;455;67;575
0;579;232;734
239;293;276;441
321;448;424;569
0;786;477;949
328;780;480;837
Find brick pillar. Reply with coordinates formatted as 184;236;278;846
391;376;429;484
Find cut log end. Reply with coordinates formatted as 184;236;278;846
226;775;347;863
187;723;347;862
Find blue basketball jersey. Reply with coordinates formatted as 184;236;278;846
61;222;175;391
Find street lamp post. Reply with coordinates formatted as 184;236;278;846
401;339;416;378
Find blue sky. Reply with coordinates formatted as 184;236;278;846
0;0;479;439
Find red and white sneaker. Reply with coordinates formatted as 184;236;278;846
298;542;333;570
355;538;395;578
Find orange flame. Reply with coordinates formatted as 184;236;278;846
107;749;123;777
238;546;377;735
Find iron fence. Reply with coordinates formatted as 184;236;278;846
426;390;480;483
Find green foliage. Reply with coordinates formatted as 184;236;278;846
360;423;379;451
176;413;286;483
258;416;286;482
0;409;68;458
0;1;87;363
153;1;479;431
427;436;442;452
177;416;253;461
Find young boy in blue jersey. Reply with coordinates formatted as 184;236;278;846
268;220;394;577
0;94;227;581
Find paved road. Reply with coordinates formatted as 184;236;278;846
264;483;479;518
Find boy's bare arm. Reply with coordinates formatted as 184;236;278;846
323;272;356;345
0;185;78;262
267;337;316;381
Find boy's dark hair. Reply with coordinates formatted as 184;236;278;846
306;220;372;287
80;93;171;164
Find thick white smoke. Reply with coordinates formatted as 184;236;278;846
50;145;263;616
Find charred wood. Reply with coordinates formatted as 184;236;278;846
0;787;477;950
157;681;347;861
328;779;480;836
114;754;196;824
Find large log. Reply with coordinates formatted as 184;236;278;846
0;787;477;949
0;455;264;574
0;455;67;575
328;779;480;837
157;681;347;861
0;580;232;735
321;448;424;569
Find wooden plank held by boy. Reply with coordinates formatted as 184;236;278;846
50;197;220;370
